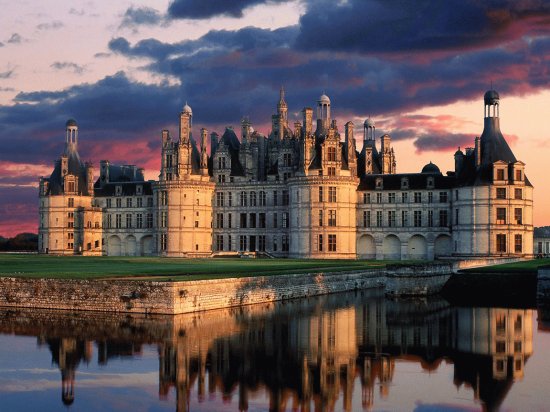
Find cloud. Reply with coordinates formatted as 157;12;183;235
36;20;64;30
0;87;15;92
295;0;550;55
7;33;23;44
0;69;15;79
50;61;85;75
94;52;111;58
167;0;290;19
120;6;164;28
69;8;86;16
0;42;4;48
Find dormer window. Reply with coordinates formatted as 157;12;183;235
497;169;504;180
401;178;409;189
515;169;522;181
376;178;383;189
115;185;122;196
427;177;434;189
218;156;226;170
136;185;143;195
327;147;337;162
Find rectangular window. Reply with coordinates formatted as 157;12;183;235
327;147;337;161
228;235;232;250
250;192;257;206
414;211;422;227
282;235;289;252
497;169;505;180
496;208;507;224
126;214;132;228
327;167;336;176
282;212;289;228
136;213;143;228
388;193;396;204
388;211;396;227
239;235;247;251
282;190;289;206
376;211;383;227
318;234;323;252
515;169;522;181
439;210;448;227
216;235;224;251
273;213;278;228
363;211;371;228
240;192;247;207
68;198;74;207
273;191;278;206
362;193;368;204
216;192;224;207
106;198;112;208
428;210;433;227
147;197;153;207
496;188;506;199
216;213;224;229
273;236;278;252
414;192;422;203
250;213;256;228
137;197;143;208
428;192;433;203
319;186;324;202
116;198;122;208
107;215;112;228
240;213;247;228
161;212;167;228
402;210;408;227
126;198;132;208
319;210;324;227
259;235;266;252
402;192;408;203
116;214;122;229
328;234;336;252
496;234;507;252
228;213;232;228
514;208;522;225
259;191;266;206
515;234;522;253
439;192;448;203
228;192;233;206
328;210;336;226
328;187;337;202
514;188;522;200
455;209;459;225
376;193;382;204
259;213;266;228
161;191;168;206
146;213;153;228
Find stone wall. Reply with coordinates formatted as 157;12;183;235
0;270;386;315
385;263;453;296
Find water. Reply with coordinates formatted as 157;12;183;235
0;289;548;412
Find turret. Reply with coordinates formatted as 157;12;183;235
65;119;78;153
316;93;331;133
179;102;192;143
454;147;464;175
86;162;94;194
363;118;375;142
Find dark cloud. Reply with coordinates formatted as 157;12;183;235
0;42;4;47
50;61;85;74
0;186;38;237
295;0;550;54
0;69;14;79
168;0;289;19
94;52;111;58
36;20;64;30
7;33;22;44
120;6;164;28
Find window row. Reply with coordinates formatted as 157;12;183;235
106;213;153;229
215;212;290;229
496;187;523;200
362;191;448;205
105;196;153;208
496;208;523;225
496;234;523;253
361;210;449;228
214;234;289;252
215;190;289;207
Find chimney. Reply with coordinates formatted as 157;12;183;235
303;108;313;135
474;136;481;168
454;147;464;175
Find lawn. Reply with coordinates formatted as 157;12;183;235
462;258;550;273
0;254;400;281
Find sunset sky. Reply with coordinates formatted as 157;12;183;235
1;0;549;237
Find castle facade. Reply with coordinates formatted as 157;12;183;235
38;89;533;259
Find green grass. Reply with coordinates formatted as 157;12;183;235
463;258;550;273
0;254;404;281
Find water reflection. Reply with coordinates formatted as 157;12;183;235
0;290;536;411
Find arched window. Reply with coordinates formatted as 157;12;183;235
250;191;257;206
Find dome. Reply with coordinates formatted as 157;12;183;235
364;118;375;128
421;161;441;174
318;93;331;104
65;118;77;128
182;102;192;115
484;89;499;105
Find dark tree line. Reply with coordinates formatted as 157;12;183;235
0;233;38;251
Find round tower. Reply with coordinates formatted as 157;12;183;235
363;118;375;141
484;89;499;118
65;118;78;149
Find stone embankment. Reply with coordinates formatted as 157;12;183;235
0;257;523;314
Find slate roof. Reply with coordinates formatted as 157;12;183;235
358;172;454;191
46;144;90;196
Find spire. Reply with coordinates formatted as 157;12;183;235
279;86;286;105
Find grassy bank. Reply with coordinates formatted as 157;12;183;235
0;254;404;281
462;258;550;274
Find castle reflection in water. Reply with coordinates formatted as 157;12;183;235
0;290;533;411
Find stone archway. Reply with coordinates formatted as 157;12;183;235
383;235;401;260
126;235;137;256
140;235;153;256
434;234;452;258
357;234;376;259
408;235;427;260
108;235;121;256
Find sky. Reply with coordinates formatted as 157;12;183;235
0;0;549;237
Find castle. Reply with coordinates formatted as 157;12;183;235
38;89;533;259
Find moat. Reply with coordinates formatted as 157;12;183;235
0;288;548;411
